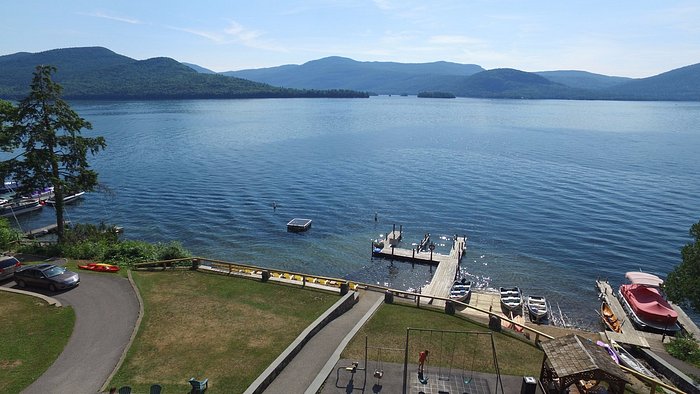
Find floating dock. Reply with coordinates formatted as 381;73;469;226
287;218;312;232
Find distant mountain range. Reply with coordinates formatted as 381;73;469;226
224;56;700;101
1;47;698;101
0;47;367;100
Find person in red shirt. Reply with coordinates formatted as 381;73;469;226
418;349;429;374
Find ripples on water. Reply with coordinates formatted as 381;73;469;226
11;97;700;328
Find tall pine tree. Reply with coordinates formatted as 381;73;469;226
1;65;106;243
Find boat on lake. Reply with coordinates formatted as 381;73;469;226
0;198;43;217
618;272;680;333
601;301;622;333
449;278;471;302
526;295;548;322
500;287;523;312
45;191;85;206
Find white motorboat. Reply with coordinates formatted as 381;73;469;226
45;191;85;205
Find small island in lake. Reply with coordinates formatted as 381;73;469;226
417;91;456;98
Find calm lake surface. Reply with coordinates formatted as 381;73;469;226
12;96;700;328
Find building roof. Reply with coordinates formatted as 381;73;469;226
541;334;628;382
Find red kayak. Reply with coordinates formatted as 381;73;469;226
78;263;120;272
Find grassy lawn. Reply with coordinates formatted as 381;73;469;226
343;302;543;377
0;292;75;393
109;270;340;393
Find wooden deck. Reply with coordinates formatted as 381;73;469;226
595;279;650;348
24;222;69;239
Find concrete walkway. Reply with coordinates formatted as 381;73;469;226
3;270;140;394
263;290;384;394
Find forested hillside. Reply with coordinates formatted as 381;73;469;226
0;47;368;99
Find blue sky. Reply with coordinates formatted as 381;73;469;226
2;1;699;77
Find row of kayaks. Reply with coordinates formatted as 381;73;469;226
596;339;655;377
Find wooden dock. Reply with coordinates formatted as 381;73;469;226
24;222;69;239
372;226;467;305
595;279;650;348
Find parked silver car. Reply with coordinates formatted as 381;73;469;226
0;256;21;281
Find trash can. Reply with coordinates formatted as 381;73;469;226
445;300;455;315
521;376;537;394
384;290;394;304
489;315;501;332
340;281;349;295
261;270;271;282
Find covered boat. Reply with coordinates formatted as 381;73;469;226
618;272;680;332
500;287;523;312
0;198;43;217
526;295;548;322
449;278;471;302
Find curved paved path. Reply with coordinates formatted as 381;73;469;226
9;271;139;394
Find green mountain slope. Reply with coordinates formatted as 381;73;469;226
536;70;631;90
226;56;484;94
604;63;700;101
454;69;590;99
0;47;368;99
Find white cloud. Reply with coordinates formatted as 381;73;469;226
82;11;142;25
428;35;485;46
168;20;287;53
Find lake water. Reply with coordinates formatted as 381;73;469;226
10;96;700;328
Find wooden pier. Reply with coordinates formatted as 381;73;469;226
596;279;650;348
24;221;69;239
372;225;466;302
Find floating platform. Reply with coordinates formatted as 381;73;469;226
287;218;312;232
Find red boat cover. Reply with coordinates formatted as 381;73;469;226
621;284;677;325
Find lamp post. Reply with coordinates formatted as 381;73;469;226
429;242;435;262
662;314;671;342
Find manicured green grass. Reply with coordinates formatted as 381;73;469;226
343;302;543;377
109;270;340;393
0;293;75;393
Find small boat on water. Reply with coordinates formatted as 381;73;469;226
77;262;120;273
610;340;654;377
500;287;523;312
45;191;85;206
601;301;623;333
618;271;680;333
449;278;471;302
0;198;43;217
526;295;548;322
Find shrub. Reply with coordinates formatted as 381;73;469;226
666;333;700;366
0;218;22;251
